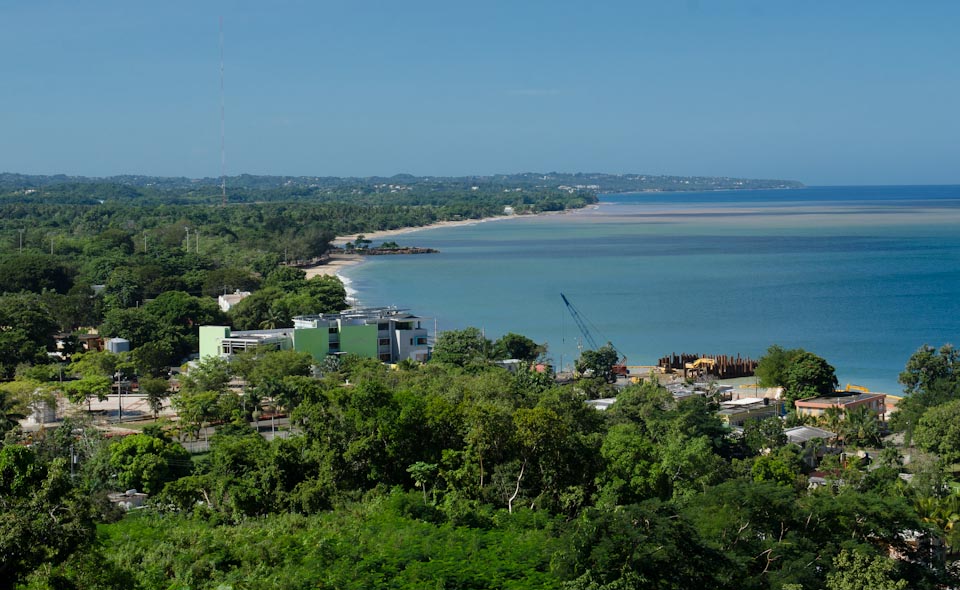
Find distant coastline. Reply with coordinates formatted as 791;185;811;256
305;208;580;284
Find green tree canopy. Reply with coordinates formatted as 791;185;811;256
575;343;620;383
755;344;803;387
107;433;191;494
431;327;492;368
492;332;544;362
782;350;839;405
891;344;960;441
0;252;73;294
912;399;960;463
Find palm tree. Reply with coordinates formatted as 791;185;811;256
842;406;882;448
820;406;845;445
916;494;960;556
258;306;286;330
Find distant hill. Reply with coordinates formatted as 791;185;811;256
0;171;803;195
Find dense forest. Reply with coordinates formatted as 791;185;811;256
0;174;593;377
3;337;960;589
3;174;960;589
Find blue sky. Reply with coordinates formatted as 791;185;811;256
3;1;958;185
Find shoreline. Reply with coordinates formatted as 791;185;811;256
303;209;585;287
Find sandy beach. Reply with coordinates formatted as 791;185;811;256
303;252;366;279
303;209;583;281
304;214;542;279
332;216;515;246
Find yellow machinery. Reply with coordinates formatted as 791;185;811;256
683;357;717;378
842;383;870;393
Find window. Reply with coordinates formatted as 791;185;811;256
379;338;390;346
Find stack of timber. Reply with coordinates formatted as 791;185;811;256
658;353;758;379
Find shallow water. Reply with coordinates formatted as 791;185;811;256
344;186;960;394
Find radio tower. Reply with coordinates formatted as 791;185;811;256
219;16;227;207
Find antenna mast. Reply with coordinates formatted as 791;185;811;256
219;16;227;207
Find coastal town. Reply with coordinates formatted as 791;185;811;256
1;172;959;588
3;2;960;587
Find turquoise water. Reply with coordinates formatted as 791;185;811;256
343;186;960;394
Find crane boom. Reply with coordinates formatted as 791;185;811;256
560;293;600;351
560;292;629;380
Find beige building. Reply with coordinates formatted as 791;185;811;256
794;392;886;420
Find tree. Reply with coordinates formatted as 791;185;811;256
782;351;838;405
263;266;307;290
179;356;232;395
825;549;908;590
107;433;191;494
298;275;348;313
144;290;226;334
0;330;48;379
743;416;787;454
228;287;284;330
0;388;27;437
201;267;260;297
62;375;112;410
891;344;960;442
132;339;177;377
99;306;158;349
0;292;58;377
173;389;234;441
0;445;97;590
0;252;73;294
913;399;960;463
140;377;170;418
755;344;801;387
244;348;314;383
102;267;143;310
595;422;661;505
431;327;492;368
492;332;543;362
899;344;960;398
840;406;882;448
407;461;438;503
575;343;620;383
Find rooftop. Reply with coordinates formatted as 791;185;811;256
795;392;885;407
785;425;836;444
294;306;420;323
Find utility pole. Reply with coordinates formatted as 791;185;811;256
185;227;190;250
196;231;200;254
116;371;121;422
18;229;24;253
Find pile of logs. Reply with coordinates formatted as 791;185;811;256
658;353;758;379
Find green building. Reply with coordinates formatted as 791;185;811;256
199;307;430;363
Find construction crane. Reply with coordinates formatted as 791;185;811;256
560;293;628;379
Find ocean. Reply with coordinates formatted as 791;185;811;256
342;185;960;394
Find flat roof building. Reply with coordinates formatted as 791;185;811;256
794;392;886;419
717;397;778;427
200;306;430;364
